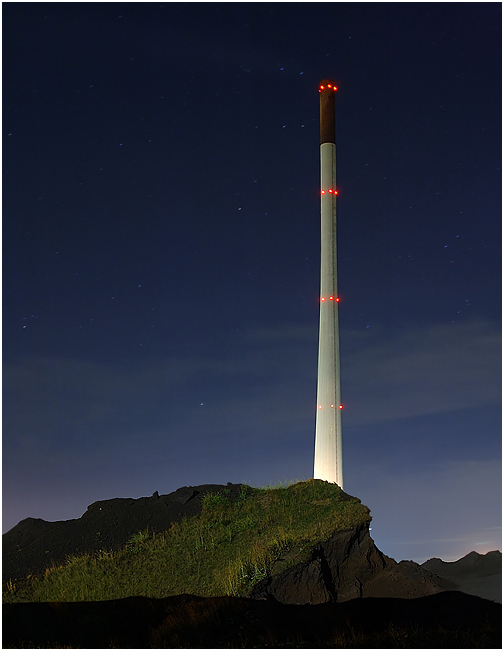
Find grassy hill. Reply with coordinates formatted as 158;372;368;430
4;480;370;604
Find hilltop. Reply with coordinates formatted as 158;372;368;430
4;480;454;604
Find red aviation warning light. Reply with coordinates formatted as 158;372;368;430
339;405;343;409
319;83;338;92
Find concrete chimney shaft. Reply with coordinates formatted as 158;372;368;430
313;79;343;488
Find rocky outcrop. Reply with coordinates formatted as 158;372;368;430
251;522;457;604
3;481;490;607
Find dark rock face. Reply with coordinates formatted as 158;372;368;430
2;483;248;582
257;557;335;605
251;522;457;604
319;522;391;600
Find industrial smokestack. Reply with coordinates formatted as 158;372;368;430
313;79;343;487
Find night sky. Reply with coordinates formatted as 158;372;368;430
3;3;501;563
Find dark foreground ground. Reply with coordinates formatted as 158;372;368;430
3;590;501;648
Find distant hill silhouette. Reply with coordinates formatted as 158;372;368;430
422;550;502;603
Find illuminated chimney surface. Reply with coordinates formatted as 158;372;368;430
313;79;343;488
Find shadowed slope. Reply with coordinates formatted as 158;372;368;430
3;483;239;582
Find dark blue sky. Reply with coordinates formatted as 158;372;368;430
3;2;501;563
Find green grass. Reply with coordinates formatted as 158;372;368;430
4;479;370;604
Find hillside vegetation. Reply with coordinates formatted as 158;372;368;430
4;480;370;604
